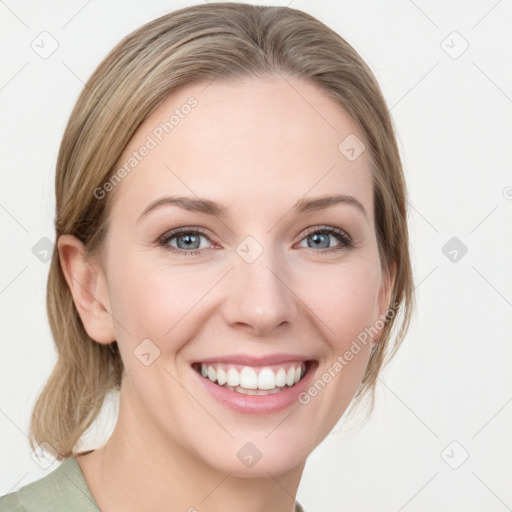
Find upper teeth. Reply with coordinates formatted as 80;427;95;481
200;363;305;390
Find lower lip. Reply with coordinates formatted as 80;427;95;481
193;362;317;415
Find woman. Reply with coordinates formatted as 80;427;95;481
0;2;414;511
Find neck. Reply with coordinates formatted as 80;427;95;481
77;381;305;512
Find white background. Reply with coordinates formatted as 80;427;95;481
1;1;511;510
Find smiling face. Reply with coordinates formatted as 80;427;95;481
82;74;393;476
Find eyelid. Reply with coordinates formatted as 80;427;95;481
157;224;354;255
157;226;215;244
156;225;355;253
295;225;353;246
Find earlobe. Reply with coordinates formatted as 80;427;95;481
57;234;116;345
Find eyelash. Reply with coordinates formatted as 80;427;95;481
157;225;354;256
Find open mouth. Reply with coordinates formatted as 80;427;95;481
191;360;314;396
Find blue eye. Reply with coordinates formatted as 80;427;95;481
297;226;353;253
158;225;353;256
158;227;212;255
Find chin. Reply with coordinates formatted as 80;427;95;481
193;433;311;478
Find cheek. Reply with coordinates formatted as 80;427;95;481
107;253;216;350
292;261;382;444
300;259;382;348
110;254;381;336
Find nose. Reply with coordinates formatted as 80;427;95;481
221;245;299;336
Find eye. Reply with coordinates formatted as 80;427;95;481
157;225;354;256
296;226;353;253
158;227;215;255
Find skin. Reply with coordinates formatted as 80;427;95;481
58;74;395;512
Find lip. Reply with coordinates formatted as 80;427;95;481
192;359;318;415
192;353;311;366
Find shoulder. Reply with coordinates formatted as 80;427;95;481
0;457;99;512
0;492;25;512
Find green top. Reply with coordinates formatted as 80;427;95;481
0;457;98;512
0;456;305;511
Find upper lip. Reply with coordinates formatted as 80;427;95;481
192;353;314;366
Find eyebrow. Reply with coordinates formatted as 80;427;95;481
137;193;367;221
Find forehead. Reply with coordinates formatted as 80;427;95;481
108;74;374;222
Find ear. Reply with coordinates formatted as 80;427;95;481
379;261;396;317
57;234;116;345
372;261;397;347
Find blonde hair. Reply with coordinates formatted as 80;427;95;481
30;2;415;460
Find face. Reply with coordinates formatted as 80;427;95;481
89;74;393;476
